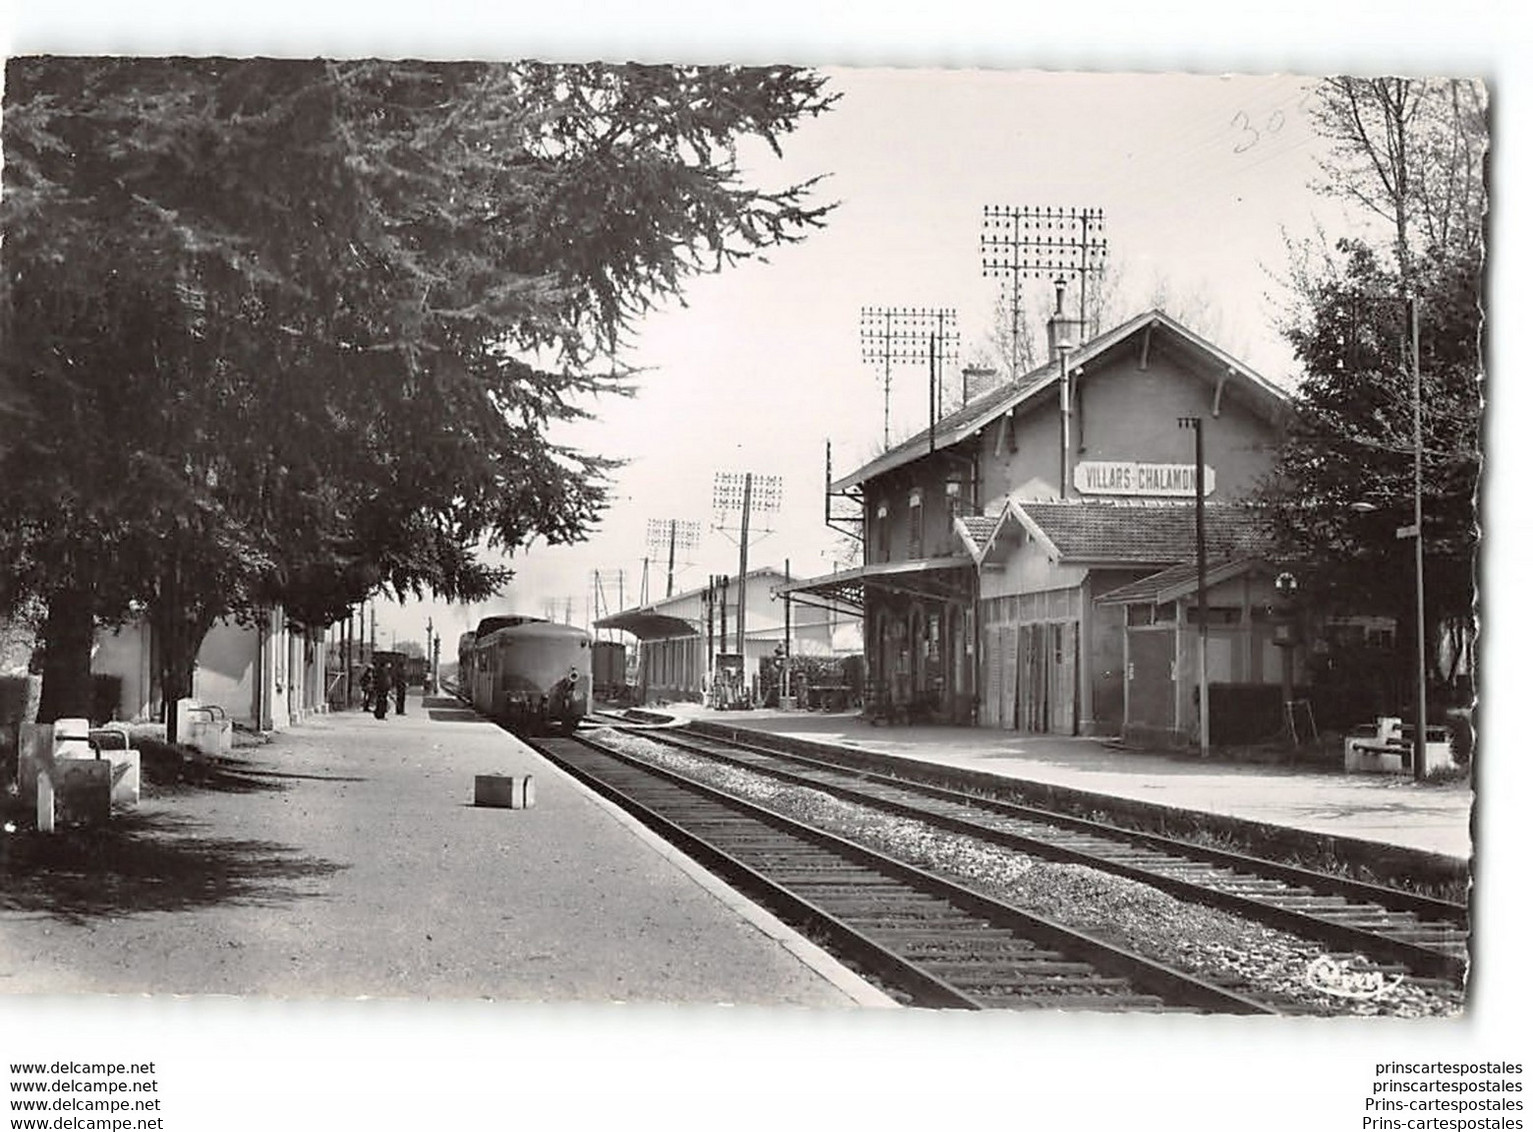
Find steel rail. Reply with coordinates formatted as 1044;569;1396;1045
681;721;1468;923
534;731;1279;1015
608;723;1467;982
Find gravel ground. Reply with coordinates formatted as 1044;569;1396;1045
593;728;1465;1018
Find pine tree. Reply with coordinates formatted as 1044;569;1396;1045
0;58;837;727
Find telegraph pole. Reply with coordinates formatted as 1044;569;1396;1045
704;577;715;673
981;205;1108;359
590;570;629;639
713;471;782;660
736;475;752;658
782;558;792;703
718;575;728;661
646;519;700;599
860;307;960;448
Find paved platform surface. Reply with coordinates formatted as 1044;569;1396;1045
652;704;1474;862
0;694;893;1006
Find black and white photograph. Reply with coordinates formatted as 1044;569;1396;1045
0;3;1522;1128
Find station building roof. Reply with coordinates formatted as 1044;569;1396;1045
596;565;855;640
994;500;1272;566
782;502;1271;611
829;309;1290;494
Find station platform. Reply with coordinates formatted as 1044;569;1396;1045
639;704;1474;868
0;693;894;1006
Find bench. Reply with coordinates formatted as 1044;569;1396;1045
175;698;232;757
863;687;940;726
1344;718;1455;774
804;684;851;712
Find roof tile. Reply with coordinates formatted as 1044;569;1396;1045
1019;501;1270;564
957;514;1001;546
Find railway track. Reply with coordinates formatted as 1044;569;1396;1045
531;730;1278;1014
594;720;1469;984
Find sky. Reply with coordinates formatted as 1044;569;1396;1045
376;68;1370;650
0;20;1460;653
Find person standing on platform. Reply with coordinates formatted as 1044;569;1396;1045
359;664;374;711
373;666;389;719
393;660;407;716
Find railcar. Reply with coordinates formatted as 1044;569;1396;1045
455;632;479;699
591;640;628;702
462;616;591;733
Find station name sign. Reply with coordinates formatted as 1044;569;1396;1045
1073;460;1215;497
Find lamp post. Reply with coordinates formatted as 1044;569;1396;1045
1406;298;1428;780
1273;572;1299;742
1178;416;1209;758
1349;294;1429;779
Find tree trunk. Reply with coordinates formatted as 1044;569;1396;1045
158;623;193;745
155;609;216;744
36;586;96;723
152;561;216;744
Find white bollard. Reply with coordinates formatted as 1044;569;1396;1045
35;719;103;831
92;726;140;807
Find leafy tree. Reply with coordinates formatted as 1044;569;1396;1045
0;58;836;729
1308;77;1488;282
1256;237;1481;704
1257;76;1486;715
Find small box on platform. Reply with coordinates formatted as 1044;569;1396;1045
474;774;536;809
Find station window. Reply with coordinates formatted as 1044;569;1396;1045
908;490;924;559
1186;606;1242;626
875;500;890;562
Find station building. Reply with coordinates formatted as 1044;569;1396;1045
782;304;1298;746
597;566;861;704
93;608;329;730
0;606;330;731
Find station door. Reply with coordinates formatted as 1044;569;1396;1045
997;624;1018;729
1125;627;1176;733
1019;621;1077;735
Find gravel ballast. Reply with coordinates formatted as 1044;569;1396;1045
591;728;1465;1018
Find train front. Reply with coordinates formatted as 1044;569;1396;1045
492;621;592;734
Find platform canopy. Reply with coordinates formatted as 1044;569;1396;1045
1095;556;1268;606
591;609;699;640
775;556;974;613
